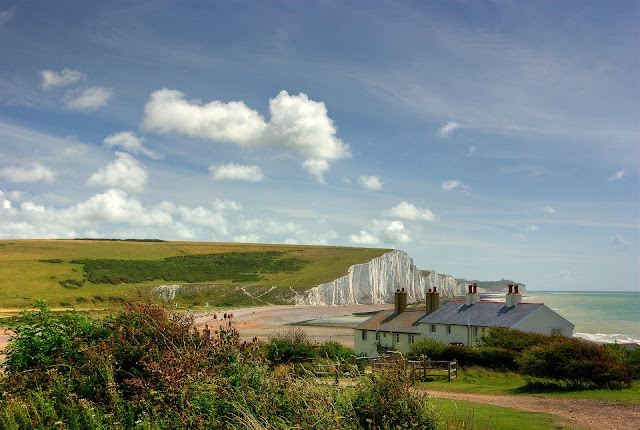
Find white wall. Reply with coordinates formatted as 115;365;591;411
512;307;574;337
354;329;421;356
420;323;488;346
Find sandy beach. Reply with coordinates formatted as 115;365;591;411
193;304;392;348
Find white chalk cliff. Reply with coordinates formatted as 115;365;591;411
296;250;462;306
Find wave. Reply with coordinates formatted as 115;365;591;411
574;332;640;345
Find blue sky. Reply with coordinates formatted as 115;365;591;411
0;2;638;291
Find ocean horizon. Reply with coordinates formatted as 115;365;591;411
522;290;640;345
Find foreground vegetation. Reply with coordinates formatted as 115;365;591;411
1;302;440;430
0;240;390;309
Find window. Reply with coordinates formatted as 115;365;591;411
361;330;367;341
430;324;436;333
447;325;451;335
551;328;562;336
409;334;415;344
383;332;387;337
481;327;486;334
473;326;478;336
395;333;400;343
375;332;380;341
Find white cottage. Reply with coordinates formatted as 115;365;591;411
354;284;574;356
420;284;574;346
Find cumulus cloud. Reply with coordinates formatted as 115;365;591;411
0;190;12;210
141;89;350;182
87;152;149;192
65;86;112;110
608;170;626;181
209;162;266;182
350;219;411;245
609;232;629;245
0;163;55;183
441;180;469;192
40;68;86;89
437;121;462;137
358;175;383;190
213;199;242;211
103;131;161;159
386;202;435;221
544;206;556;215
302;159;330;183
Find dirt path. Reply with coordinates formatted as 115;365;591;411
426;390;640;430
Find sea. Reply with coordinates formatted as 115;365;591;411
521;291;640;345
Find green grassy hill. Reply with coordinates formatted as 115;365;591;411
0;239;391;309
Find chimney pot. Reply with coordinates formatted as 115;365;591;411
514;284;519;294
396;289;400;293
508;284;513;294
433;286;437;293
428;288;432;293
401;288;405;292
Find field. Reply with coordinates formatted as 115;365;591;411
0;239;390;309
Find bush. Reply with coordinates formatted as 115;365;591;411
315;340;354;362
349;359;439;429
408;337;447;360
265;327;315;364
478;327;552;352
517;338;632;389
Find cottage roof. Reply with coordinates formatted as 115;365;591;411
418;301;574;328
355;310;423;334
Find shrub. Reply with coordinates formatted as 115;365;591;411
266;327;315;364
315;340;354;362
408;337;447;360
349;359;439;429
517;338;632;389
478;327;552;352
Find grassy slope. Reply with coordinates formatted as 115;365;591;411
0;240;391;309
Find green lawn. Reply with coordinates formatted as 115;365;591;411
426;367;640;405
432;398;584;430
0;239;391;309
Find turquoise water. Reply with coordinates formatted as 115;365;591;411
522;291;640;344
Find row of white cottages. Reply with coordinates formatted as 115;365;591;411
354;285;574;357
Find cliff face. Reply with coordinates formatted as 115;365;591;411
296;250;462;306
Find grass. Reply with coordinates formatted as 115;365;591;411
432;398;583;430
0;239;391;309
426;367;640;405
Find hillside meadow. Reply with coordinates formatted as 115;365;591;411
0;239;390;310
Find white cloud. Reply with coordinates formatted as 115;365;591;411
0;163;55;183
40;68;86;89
386;202;435;221
608;170;626;181
65;86;112;110
233;234;260;243
67;190;171;227
526;225;539;231
142;89;350;181
467;145;477;155
358;175;383;190
302;159;329;183
544;206;556;215
350;219;411;245
609;232;629;245
350;230;380;245
209;162;265;182
103;131;161;159
437;121;461;137
0;190;12;210
87;152;148;192
213;199;242;211
441;179;469;192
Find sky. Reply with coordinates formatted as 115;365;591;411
0;1;638;291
